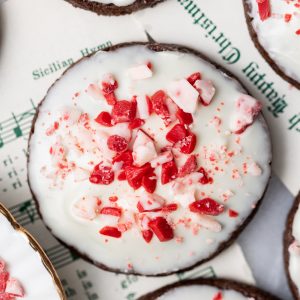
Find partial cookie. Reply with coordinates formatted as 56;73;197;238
284;193;300;299
28;42;272;276
65;0;164;16
137;278;280;300
243;0;300;89
0;202;65;300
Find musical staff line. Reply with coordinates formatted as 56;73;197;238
0;100;36;148
46;244;79;269
9;199;40;226
177;266;216;281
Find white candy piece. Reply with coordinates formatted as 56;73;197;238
137;193;165;211
133;130;157;166
247;161;262;176
86;83;102;100
230;94;262;133
165;97;178;123
139;214;151;230
150;151;173;168
198;215;222;233
167;79;199;113
72;196;99;220
93;130;115;160
136;94;150;119
112;123;132;141
194;79;215;105
102;73;116;86
5;278;24;297
127;64;152;80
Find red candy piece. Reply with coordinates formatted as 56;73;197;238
151;90;171;126
101;77;118;105
125;163;152;190
166;124;188;144
178;132;196;154
142;173;157;194
100;207;122;217
89;164;114;185
257;0;271;21
228;209;239;218
178;155;197;177
107;135;128;152
176;108;193;125
162;203;178;212
198;167;213;184
113;150;133;168
161;160;178;184
189;198;224;216
285;13;292;23
99;226;122;238
109;196;118;202
142;230;153;243
0;272;9;293
128;118;145;130
187;72;201;85
213;292;223;300
111;100;136;124
117;171;127;181
148;217;174;242
95;111;113;127
137;202;161;213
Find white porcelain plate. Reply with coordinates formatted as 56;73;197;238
0;202;65;300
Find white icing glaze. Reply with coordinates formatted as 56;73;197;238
289;203;300;294
157;285;249;300
247;0;300;83
0;213;61;300
28;45;271;275
91;0;136;7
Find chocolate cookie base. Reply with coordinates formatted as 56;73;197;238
65;0;164;16
28;42;272;276
284;193;300;299
137;278;280;300
243;0;300;90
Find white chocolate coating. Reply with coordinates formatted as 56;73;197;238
91;0;136;7
289;203;300;294
157;285;249;300
0;213;61;300
28;45;271;275
247;0;300;83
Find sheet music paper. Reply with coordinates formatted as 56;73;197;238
0;0;272;299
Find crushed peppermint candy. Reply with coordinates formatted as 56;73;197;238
36;57;265;249
0;259;24;299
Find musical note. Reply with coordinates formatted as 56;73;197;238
18;200;36;224
0;100;36;149
9;199;40;226
12;113;23;138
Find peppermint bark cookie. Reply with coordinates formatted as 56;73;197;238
0;203;65;300
244;0;300;89
284;193;300;299
28;42;272;276
138;278;280;300
65;0;164;16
